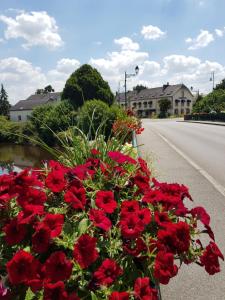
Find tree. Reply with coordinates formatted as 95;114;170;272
133;84;147;93
36;85;55;95
0;84;10;117
62;64;114;108
158;98;171;118
192;89;225;113
215;78;225;91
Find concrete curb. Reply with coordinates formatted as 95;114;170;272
180;120;225;127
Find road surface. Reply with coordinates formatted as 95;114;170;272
137;119;225;300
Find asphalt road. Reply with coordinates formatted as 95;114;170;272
137;119;225;300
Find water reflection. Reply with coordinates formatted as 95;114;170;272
0;143;53;172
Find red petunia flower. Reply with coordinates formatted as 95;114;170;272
137;208;151;225
191;206;210;226
73;234;99;269
157;221;190;254
44;251;73;282
44;281;68;300
134;277;158;300
120;200;139;217
154;211;171;227
16;188;47;209
95;191;117;214
120;214;145;239
154;251;178;284
43;213;64;238
32;224;51;253
138;157;151;178
46;170;66;193
6;250;40;285
133;174;150;192
13;169;43;193
109;291;130;300
123;238;147;257
108;151;136;165
3;217;27;245
93;258;123;286
64;187;86;210
200;242;224;275
89;209;112;231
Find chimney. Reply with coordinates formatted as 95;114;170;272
163;82;169;90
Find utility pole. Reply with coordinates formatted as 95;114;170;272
210;71;215;90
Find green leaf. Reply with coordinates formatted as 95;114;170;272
91;291;98;300
25;288;35;300
78;218;88;235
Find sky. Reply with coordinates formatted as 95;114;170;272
0;0;225;105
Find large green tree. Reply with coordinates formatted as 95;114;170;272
62;64;114;108
133;84;147;93
0;84;10;117
193;89;225;113
158;98;171;118
215;78;225;91
36;85;55;95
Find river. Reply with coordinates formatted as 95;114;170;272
0;143;53;173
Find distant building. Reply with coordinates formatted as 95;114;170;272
116;83;195;117
10;92;61;122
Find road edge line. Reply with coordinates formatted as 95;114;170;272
156;131;225;198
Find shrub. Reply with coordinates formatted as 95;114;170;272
0;116;29;144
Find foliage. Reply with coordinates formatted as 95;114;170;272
36;85;55;95
215;78;225;90
29;101;76;146
158;98;171;118
0;138;223;299
76;100;127;140
192;89;225;113
184;112;225;122
0;116;29;144
62;64;114;108
0;84;11;117
133;85;147;93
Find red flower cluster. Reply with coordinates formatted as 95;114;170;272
0;148;223;299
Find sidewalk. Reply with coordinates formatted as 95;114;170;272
182;120;225;126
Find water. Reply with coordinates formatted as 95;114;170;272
0;143;53;174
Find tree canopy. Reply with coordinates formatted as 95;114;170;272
36;85;55;95
215;78;225;91
0;84;10;117
61;64;114;108
193;89;225;113
133;84;147;93
158;98;171;117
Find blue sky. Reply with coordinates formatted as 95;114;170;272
0;0;225;104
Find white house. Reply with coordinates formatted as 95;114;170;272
116;83;195;117
10;92;61;122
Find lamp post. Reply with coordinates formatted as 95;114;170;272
210;71;215;90
124;66;139;109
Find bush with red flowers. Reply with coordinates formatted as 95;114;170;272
0;147;223;299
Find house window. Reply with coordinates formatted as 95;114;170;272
138;102;142;108
133;102;137;108
143;102;147;108
174;109;179;115
175;100;179;106
181;109;184;114
148;101;152;107
181;100;185;106
18;115;22;121
187;100;191;106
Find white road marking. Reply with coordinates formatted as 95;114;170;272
155;131;225;198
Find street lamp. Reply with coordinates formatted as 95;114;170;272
124;66;139;109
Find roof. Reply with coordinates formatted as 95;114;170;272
10;92;61;111
116;84;192;102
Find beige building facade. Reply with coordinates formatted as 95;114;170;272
117;84;195;117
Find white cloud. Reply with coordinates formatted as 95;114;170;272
141;25;166;40
215;28;225;37
186;30;214;50
0;11;63;49
114;37;139;51
0;57;46;104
